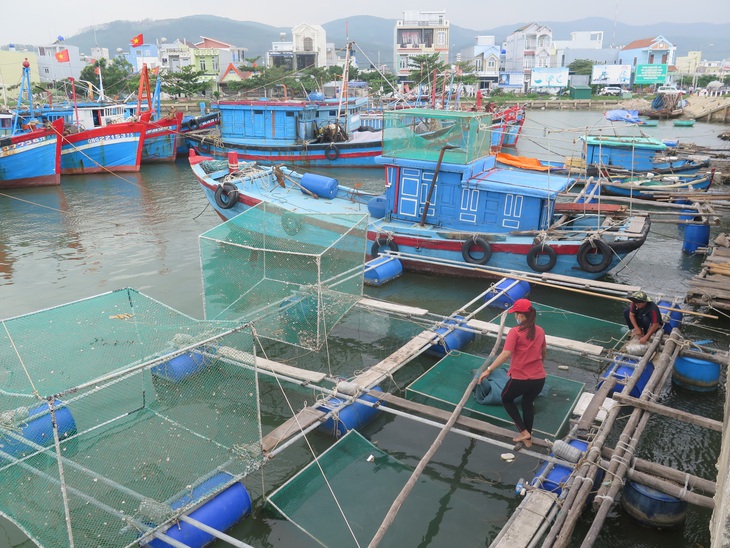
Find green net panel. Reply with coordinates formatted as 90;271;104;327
382;109;492;164
407;352;585;438
0;288;263;548
199;203;369;350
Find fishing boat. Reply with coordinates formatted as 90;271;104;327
190;109;650;280
644;87;687;119
0;61;64;189
674;119;696;127
599;171;714;199
177;112;221;156
131;64;184;163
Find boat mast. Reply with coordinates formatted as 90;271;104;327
335;42;353;134
12;59;34;135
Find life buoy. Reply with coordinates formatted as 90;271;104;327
188;118;199;131
281;213;302;236
577;239;612;273
371;238;398;257
461;237;492;265
325;145;339;161
214;182;239;209
526;244;557;272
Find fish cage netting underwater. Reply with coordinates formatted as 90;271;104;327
199;202;370;351
0;288;264;548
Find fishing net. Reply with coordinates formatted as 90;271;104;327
381;109;492;163
0;288;263;547
199;202;369;350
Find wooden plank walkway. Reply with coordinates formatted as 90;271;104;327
687;244;730;310
490;490;557;547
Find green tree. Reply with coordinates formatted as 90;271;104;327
407;53;449;85
161;65;208;98
568;59;595;76
78;57;136;100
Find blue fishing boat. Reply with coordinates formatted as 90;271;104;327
599;171;714;199
0;61;64;189
189;109;650;280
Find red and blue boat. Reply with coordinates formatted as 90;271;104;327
190;109;650;280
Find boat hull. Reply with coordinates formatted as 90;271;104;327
187;136;382;168
60;122;146;174
0;121;63;189
142;112;184;163
600;175;712;199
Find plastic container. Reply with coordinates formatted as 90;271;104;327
484;279;531;309
530;439;589;495
428;316;476;356
621;480;687;529
672;355;720;392
597;357;654;399
367;196;388;219
656;299;683;334
683;223;710;253
1;400;76;459
317;386;384;438
364;256;403;287
151;352;207;383
299;173;339;199
148;472;252;548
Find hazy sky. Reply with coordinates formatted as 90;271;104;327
3;0;729;45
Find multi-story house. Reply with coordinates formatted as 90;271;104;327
461;36;501;90
267;23;328;71
159;39;193;73
393;10;449;82
619;36;676;68
551;31;618;67
35;42;82;83
502;23;552;90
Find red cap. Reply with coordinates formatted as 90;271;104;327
507;298;532;314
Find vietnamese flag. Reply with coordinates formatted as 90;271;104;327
130;33;144;47
55;49;70;62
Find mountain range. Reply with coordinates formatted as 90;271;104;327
54;15;730;68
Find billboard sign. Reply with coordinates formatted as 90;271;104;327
591;65;632;86
497;72;524;89
531;67;569;88
634;64;668;84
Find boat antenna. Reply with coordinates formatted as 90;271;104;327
420;145;458;226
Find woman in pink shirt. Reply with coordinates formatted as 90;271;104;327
478;299;547;448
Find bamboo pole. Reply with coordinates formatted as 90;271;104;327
472;266;718;320
612;392;723;432
367;311;509;547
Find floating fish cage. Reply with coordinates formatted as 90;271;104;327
199;202;369;350
0;289;264;547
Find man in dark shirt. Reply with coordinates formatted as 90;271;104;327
624;291;663;344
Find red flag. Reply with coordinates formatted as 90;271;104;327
94;66;101;75
55;49;70;62
130;33;144;47
152;66;159;75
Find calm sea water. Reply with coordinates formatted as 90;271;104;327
1;110;729;547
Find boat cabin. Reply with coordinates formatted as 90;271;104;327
213;96;369;145
17;102;128;130
582;135;670;172
375;109;572;233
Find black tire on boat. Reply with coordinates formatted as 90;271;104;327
577;239;612;273
188;118;199;130
371;238;398;258
325;145;339;161
526;244;557;272
214;182;239;209
461;237;492;265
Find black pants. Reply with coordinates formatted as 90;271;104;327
501;377;545;434
624;308;651;334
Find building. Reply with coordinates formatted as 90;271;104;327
461;36;501;90
267;23;328;71
551;31;618;68
393;10;450;82
502;23;552;90
159;39;193;73
35;42;83;83
619;36;676;67
124;40;160;73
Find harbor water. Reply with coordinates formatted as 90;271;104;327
1;110;729;547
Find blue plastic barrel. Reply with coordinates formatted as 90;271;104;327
530;439;595;496
151;352;207;383
367;196;388;219
299;173;339;199
672;355;720;392
621;480;687;529
364;256;403;287
148;472;252;548
485;279;531;309
317;386;384;438
683;223;710;253
597;357;654;398
428;315;476;356
1;400;76;459
656;300;683;334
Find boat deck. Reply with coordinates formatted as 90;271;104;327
687;242;730;310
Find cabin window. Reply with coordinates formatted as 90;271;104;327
502;194;523;229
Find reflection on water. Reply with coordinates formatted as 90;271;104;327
0;112;729;546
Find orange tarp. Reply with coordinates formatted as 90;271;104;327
496;153;552;171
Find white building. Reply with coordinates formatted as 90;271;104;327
461;36;501;90
36;43;82;83
502;22;552;83
267;23;328;70
393;10;450;82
